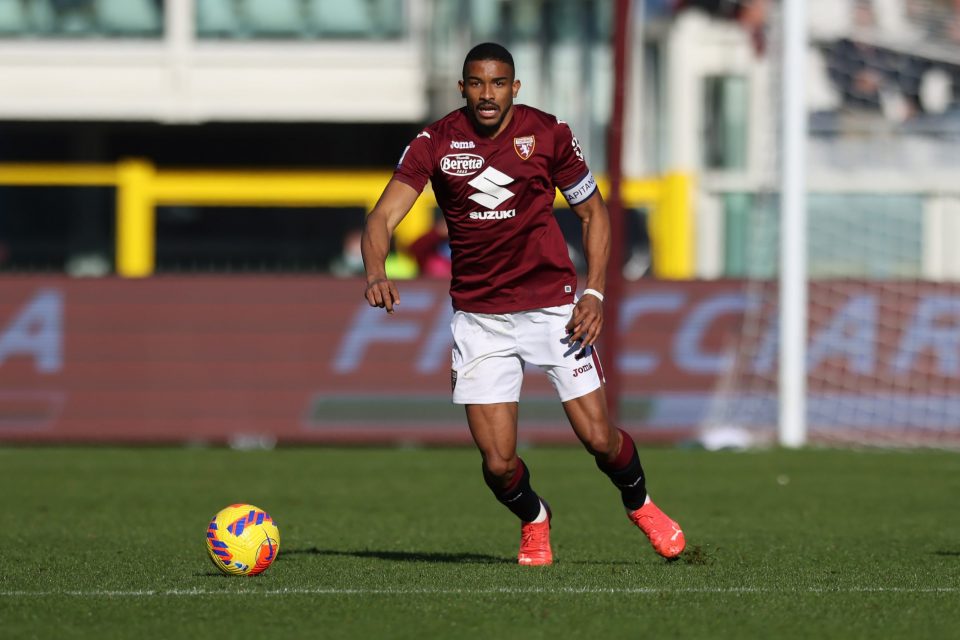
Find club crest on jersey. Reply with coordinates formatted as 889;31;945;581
514;135;535;160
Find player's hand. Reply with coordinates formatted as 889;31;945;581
565;294;603;357
365;278;400;313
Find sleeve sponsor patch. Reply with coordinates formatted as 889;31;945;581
561;171;597;205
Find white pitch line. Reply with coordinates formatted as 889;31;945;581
0;586;957;597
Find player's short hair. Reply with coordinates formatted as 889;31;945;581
462;42;515;79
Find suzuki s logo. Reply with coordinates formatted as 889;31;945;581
441;153;484;176
467;166;515;209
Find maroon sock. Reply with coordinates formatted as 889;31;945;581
482;458;543;522
595;429;648;511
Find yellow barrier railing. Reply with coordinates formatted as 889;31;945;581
0;159;693;279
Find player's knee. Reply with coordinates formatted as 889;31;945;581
482;455;518;482
581;425;617;458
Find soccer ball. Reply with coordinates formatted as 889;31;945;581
205;503;280;576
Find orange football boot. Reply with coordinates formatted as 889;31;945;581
628;500;685;559
517;502;552;566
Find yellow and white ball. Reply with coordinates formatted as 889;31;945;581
206;504;280;576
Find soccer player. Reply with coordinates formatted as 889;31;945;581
362;42;685;566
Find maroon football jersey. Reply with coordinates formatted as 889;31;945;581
393;104;598;313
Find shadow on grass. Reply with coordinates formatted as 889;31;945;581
934;550;960;557
278;546;511;565
560;546;710;566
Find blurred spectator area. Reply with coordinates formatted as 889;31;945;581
0;0;406;38
3;0;959;281
809;0;960;125
657;0;960;282
197;0;404;39
0;0;665;279
0;0;163;37
0;3;424;121
673;0;768;53
665;0;960;125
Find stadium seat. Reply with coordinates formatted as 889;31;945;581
0;0;28;35
43;0;98;36
308;0;372;37
196;0;241;37
244;0;304;37
24;0;55;34
469;0;498;40
96;0;161;35
372;0;403;37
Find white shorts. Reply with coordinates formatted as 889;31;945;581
450;304;605;404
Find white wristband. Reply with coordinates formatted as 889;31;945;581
582;288;604;303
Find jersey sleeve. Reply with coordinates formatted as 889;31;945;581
393;130;436;194
551;120;598;206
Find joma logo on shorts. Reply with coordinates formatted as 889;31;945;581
572;363;593;377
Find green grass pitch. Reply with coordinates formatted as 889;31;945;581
1;446;958;639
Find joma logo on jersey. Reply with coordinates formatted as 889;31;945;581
467;166;515;210
450;140;475;149
441;153;484;176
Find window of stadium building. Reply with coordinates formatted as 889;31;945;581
0;0;164;38
195;0;406;40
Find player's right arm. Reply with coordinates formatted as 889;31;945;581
361;178;421;313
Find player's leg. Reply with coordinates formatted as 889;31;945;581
465;402;543;523
562;387;685;559
465;402;552;566
451;310;551;565
561;385;642;501
516;304;684;559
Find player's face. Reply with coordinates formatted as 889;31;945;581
459;60;521;137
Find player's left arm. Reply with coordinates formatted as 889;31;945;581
565;191;610;350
